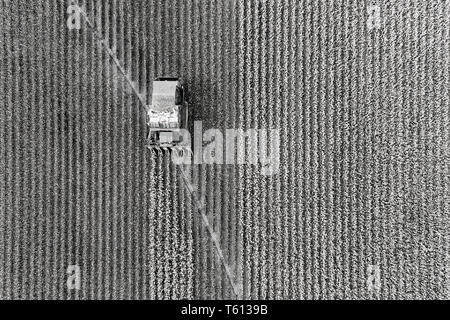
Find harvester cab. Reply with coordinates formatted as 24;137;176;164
147;77;189;148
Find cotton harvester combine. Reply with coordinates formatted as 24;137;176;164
147;77;190;149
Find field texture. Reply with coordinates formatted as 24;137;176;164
1;0;449;299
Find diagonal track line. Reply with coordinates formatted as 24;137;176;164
177;161;241;298
67;0;147;112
